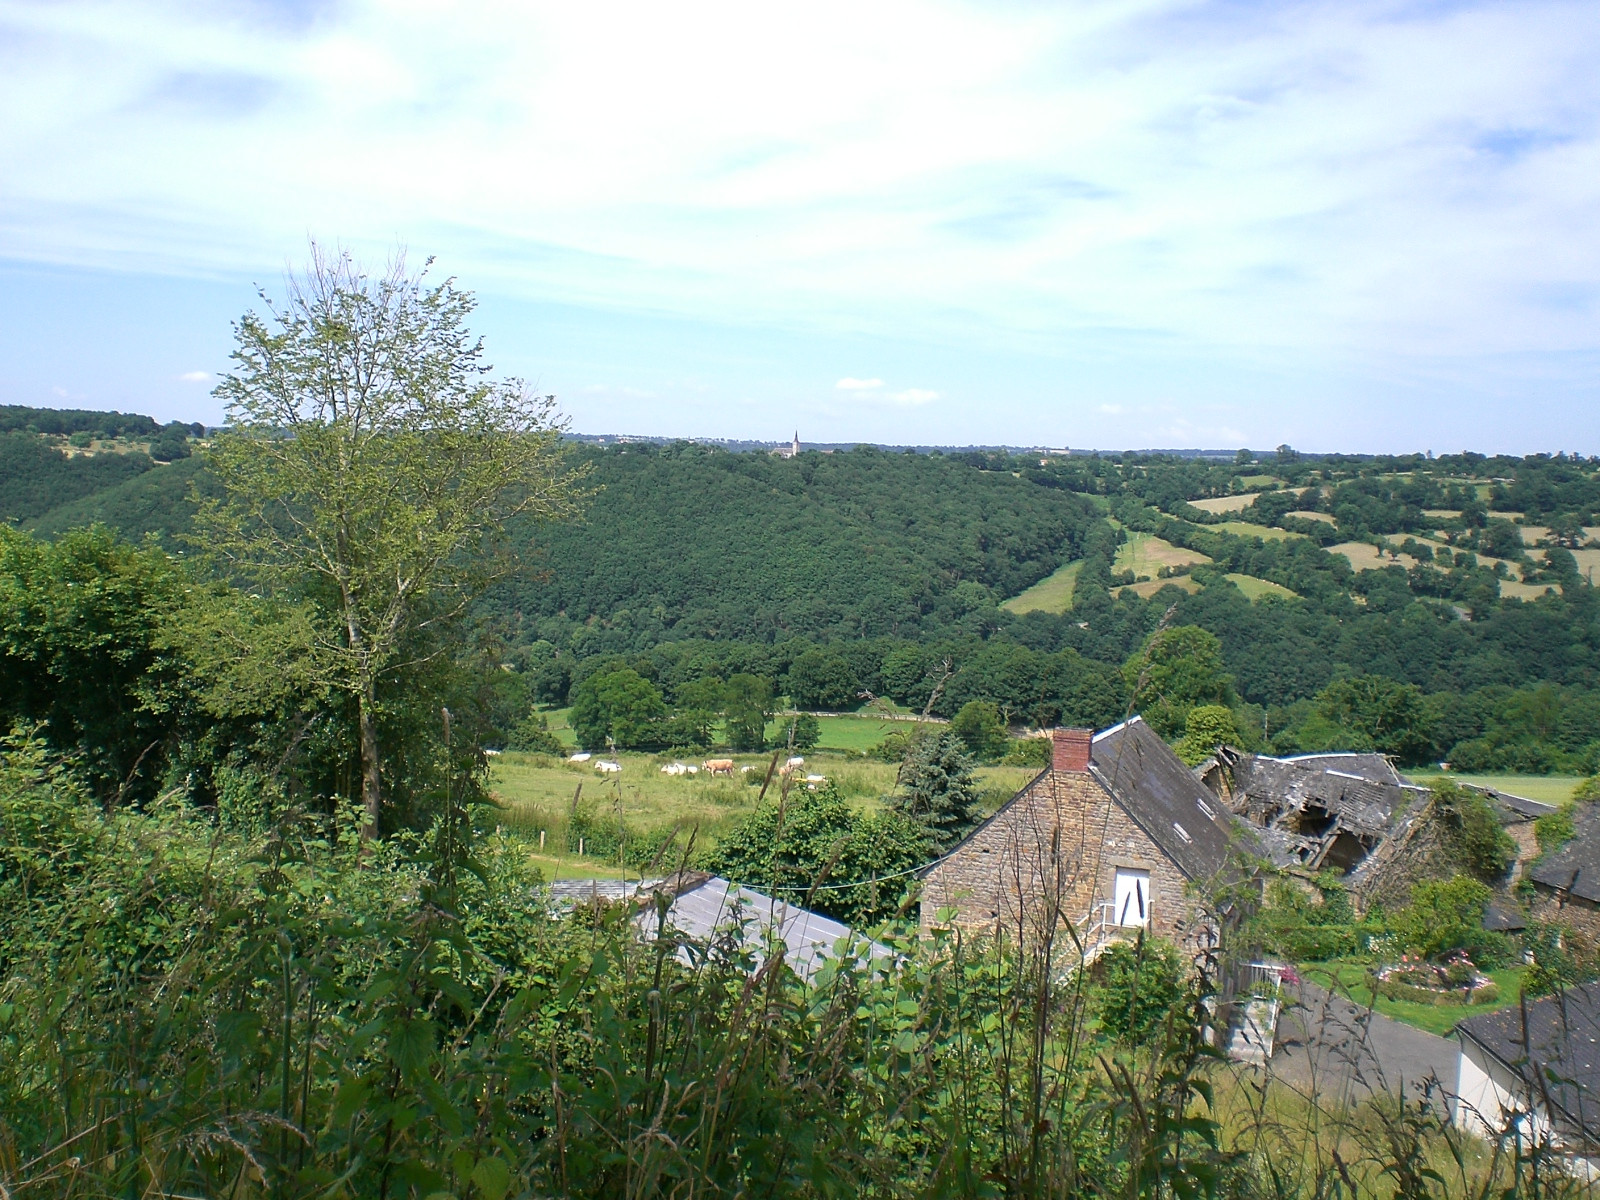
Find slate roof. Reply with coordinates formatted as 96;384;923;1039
638;876;886;980
1530;807;1600;904
1090;717;1263;882
1278;751;1405;786
1457;984;1600;1141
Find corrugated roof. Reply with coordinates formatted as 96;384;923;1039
639;876;886;980
1530;808;1600;904
1091;717;1262;881
1457;984;1600;1141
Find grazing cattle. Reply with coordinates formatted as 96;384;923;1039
596;760;622;773
568;752;592;763
703;758;736;777
786;756;805;767
660;762;690;776
804;773;826;783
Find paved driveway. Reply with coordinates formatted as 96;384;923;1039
1263;982;1459;1109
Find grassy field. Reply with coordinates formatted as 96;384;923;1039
793;712;939;752
1225;573;1296;600
1002;559;1082;614
1297;959;1528;1037
1113;532;1211;579
1189;493;1259;515
1403;771;1588;804
487;749;1038;877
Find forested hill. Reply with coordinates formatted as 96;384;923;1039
8;409;1600;772
486;443;1096;642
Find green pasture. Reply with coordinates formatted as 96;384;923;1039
1112;532;1210;578
780;712;939;753
487;748;1037;876
1002;559;1082;614
1403;771;1588;805
1297;959;1527;1038
1224;573;1296;600
1211;520;1302;541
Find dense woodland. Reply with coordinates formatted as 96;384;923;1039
9;417;1600;777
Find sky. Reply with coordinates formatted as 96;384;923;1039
1;0;1597;453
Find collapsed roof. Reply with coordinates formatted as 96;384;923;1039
1207;747;1555;881
1213;747;1427;873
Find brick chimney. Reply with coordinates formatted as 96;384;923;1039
1052;728;1093;773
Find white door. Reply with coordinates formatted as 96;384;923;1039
1113;869;1150;927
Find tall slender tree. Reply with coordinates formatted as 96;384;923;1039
197;245;582;839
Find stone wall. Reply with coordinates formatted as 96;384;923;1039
1530;888;1600;943
922;763;1209;953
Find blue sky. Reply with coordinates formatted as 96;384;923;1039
1;0;1597;452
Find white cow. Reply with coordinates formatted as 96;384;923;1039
660;762;690;776
596;760;622;773
568;752;592;763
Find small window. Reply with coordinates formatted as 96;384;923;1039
1196;798;1216;820
1172;821;1192;844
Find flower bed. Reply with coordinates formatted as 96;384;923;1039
1372;953;1500;1007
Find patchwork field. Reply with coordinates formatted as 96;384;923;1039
1211;520;1302;541
1113;532;1211;578
1189;492;1260;514
1224;573;1296;600
1330;541;1419;571
1002;558;1082;614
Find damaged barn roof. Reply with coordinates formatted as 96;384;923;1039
1222;749;1426;872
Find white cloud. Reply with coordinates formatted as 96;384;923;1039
177;370;211;382
0;0;1597;423
835;377;884;390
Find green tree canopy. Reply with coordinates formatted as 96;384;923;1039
1172;704;1239;766
949;699;1008;762
1122;625;1233;739
703;782;931;925
569;667;667;751
1316;675;1435;764
724;672;773;752
196;246;580;837
785;649;858;711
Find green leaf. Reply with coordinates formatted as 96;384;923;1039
471;1156;512;1200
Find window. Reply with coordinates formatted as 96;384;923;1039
1172;821;1192;844
1112;868;1150;928
1196;798;1216;820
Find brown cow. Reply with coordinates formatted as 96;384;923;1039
702;758;736;777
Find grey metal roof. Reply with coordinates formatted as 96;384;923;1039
1530;807;1600;904
1457;984;1600;1141
1091;718;1263;882
638;876;886;980
546;877;665;905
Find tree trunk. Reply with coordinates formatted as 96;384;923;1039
359;685;382;841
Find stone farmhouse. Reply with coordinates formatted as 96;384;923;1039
921;718;1261;957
